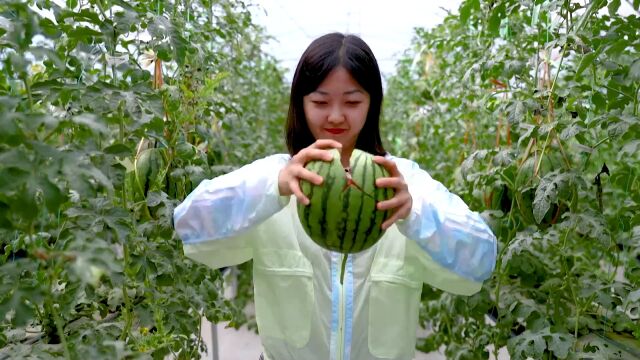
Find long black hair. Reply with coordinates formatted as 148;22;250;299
285;32;386;156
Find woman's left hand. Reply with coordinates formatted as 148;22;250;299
373;156;413;230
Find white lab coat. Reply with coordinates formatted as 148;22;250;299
173;153;497;360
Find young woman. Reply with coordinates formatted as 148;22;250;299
173;32;497;360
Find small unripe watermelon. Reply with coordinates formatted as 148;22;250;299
297;148;395;254
134;148;166;196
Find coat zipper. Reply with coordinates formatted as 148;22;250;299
337;253;347;360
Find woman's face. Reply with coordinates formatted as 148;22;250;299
303;67;370;156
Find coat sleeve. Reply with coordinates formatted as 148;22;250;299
390;156;497;285
173;154;291;269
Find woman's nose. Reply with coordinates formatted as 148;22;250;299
327;106;345;123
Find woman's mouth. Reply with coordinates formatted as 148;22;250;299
326;128;346;134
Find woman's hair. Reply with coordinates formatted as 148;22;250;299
285;32;386;156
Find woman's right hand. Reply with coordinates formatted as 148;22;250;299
278;139;342;205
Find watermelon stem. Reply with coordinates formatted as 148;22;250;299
340;254;348;285
341;171;376;200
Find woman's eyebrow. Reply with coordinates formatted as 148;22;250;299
313;89;364;95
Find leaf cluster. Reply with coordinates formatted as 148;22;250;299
384;0;640;358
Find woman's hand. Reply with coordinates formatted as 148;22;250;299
373;156;413;230
278;139;342;205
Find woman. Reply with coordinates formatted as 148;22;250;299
173;32;497;360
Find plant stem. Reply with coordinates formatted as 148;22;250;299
47;266;72;359
491;196;518;355
553;130;572;169
593;136;610;148
535;128;553;177
22;76;33;110
196;313;204;356
635;84;639;116
603;84;634;100
536;28;569;175
110;7;117;86
52;301;71;360
119;242;133;341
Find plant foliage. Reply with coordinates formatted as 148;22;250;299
0;0;287;358
384;0;640;358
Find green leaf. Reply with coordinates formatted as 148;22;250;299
0;260;42;327
576;52;597;77
560;212;610;244
66;26;104;41
146;191;168;207
606;114;637;139
488;3;506;36
39;18;62;39
71;113;108;134
0;168;30;201
460;149;490;181
459;0;479;24
619;140;640;159
517;124;538;148
170;28;189;66
576;333;638;359
110;0;137;11
547;331;574;358
35;175;67;213
501;231;538;270
148;14;172;39
533;171;574;224
103;143;132;156
608;0;621;16
509;330;546;358
113;9;139;34
58;8;102;25
509;328;574;359
11;185;38;222
592;92;606;109
560;122;585;140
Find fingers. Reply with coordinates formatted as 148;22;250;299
372;156;412;230
378;192;412;230
311;139;343;150
307;148;336;162
376;193;408;211
375;176;405;189
293;147;338;166
297;167;323;186
381;205;410;230
288;144;337;205
373;156;401;177
289;179;309;206
286;165;324;206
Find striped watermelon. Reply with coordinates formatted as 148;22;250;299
297;148;394;255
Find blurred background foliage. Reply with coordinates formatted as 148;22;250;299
384;0;639;358
0;0;286;358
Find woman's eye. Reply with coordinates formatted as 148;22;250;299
312;100;328;105
346;101;361;105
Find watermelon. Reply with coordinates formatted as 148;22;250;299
297;149;395;282
134;147;167;197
